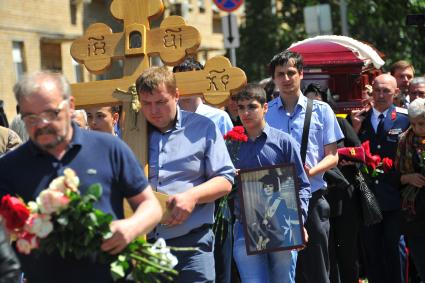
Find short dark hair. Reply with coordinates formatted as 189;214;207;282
269;50;304;78
136;66;176;96
304;83;326;101
390;60;415;76
233;83;267;105
110;105;121;115
172;56;203;73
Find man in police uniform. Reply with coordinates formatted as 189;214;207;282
351;74;410;283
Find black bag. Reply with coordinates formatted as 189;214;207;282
324;167;350;190
324;167;352;217
356;172;383;226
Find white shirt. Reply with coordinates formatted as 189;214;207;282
371;108;389;133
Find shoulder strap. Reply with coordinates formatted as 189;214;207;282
300;98;313;164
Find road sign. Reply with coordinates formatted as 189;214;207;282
213;0;243;13
221;14;240;49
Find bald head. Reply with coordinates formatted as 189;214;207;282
371;74;399;112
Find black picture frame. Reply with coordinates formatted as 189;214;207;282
237;163;306;255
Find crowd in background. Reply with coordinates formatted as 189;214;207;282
0;50;424;283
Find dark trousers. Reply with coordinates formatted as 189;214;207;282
165;226;215;283
409;234;425;282
296;191;330;283
362;210;402;283
214;218;232;283
328;189;361;283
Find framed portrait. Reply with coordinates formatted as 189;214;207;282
237;164;306;255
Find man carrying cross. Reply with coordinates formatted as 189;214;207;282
136;66;235;283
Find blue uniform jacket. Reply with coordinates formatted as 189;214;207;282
357;106;409;211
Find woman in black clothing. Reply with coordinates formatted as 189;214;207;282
305;83;362;283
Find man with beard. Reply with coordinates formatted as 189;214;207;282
0;71;162;283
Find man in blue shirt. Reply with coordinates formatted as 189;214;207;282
232;83;310;283
0;71;162;283
173;57;235;283
265;51;344;283
136;66;235;283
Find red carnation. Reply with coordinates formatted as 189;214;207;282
362;141;381;169
224;127;248;142
382;157;393;173
0;195;30;231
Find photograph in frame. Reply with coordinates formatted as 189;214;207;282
238;164;305;255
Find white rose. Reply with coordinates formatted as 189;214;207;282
16;234;38;255
149;238;178;269
63;168;80;192
25;214;53;238
16;238;32;254
27;201;39;213
37;189;70;214
48;176;66;192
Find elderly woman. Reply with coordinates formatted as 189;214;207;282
395;97;425;281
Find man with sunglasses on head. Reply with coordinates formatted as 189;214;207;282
0;71;162;283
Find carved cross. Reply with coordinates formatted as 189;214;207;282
70;0;246;172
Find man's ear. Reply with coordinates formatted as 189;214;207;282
68;96;76;117
69;96;75;110
263;102;268;113
394;87;400;97
299;70;304;80
175;88;180;101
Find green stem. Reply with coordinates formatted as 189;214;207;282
129;254;178;275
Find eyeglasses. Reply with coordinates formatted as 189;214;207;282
22;100;69;126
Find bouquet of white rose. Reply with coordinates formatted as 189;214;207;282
0;168;181;282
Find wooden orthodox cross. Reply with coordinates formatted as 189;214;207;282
70;0;246;214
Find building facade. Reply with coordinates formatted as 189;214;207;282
0;0;242;122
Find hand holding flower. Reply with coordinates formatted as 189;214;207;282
101;218;139;255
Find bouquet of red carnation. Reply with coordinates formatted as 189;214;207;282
361;140;393;177
223;126;248;164
0;168;180;282
214;126;248;241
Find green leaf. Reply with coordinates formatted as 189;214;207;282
110;255;129;280
86;183;103;199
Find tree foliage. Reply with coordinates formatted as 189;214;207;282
237;0;425;82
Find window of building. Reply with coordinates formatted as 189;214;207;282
198;0;206;13
40;42;62;72
12;41;27;81
212;15;222;34
70;1;77;25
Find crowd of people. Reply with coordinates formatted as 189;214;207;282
0;48;423;283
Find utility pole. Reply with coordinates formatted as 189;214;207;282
340;0;349;36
